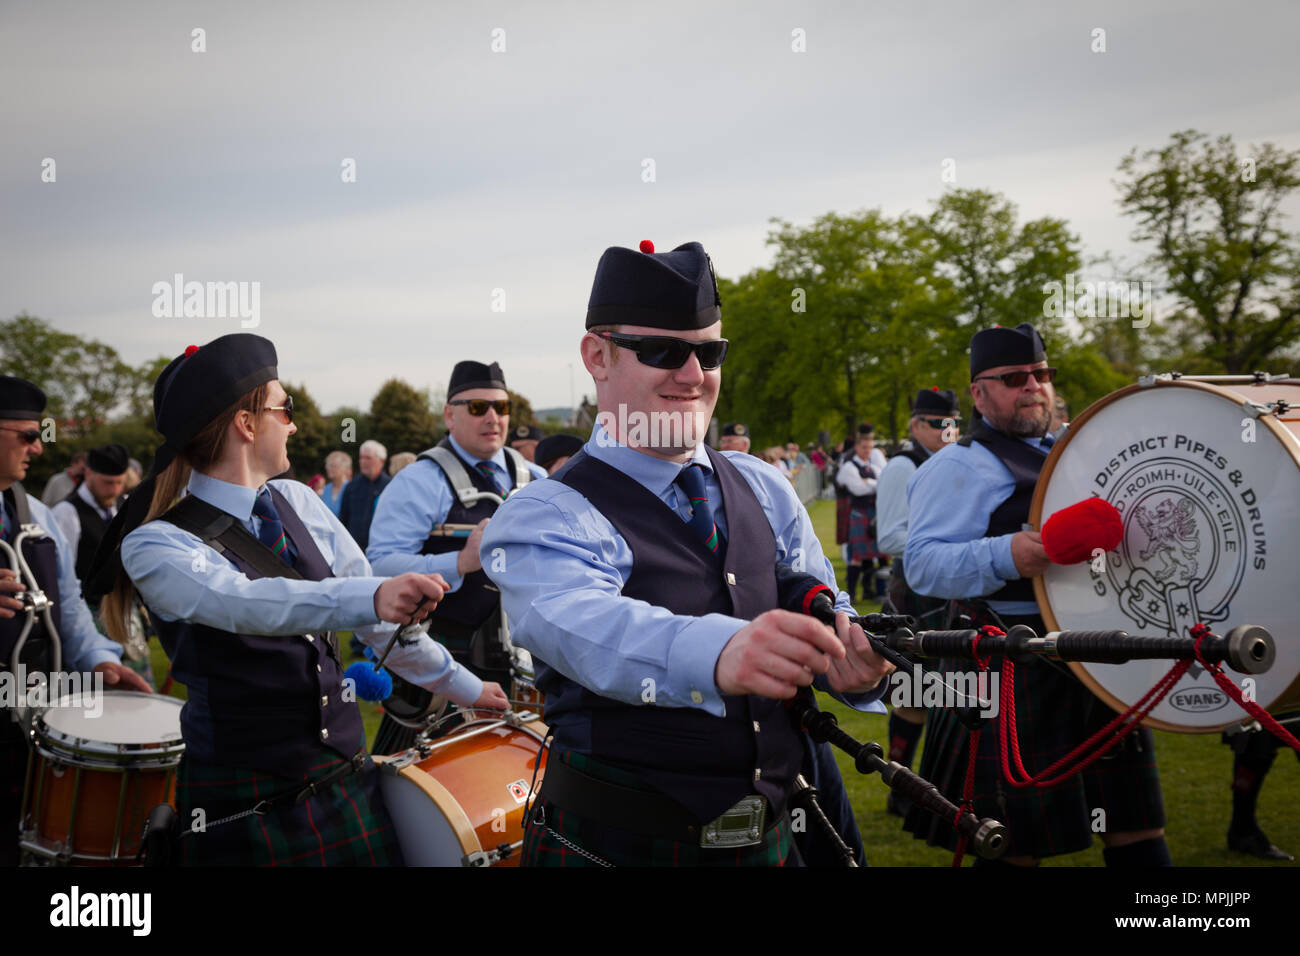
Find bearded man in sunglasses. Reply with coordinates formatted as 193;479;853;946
901;322;1169;868
366;361;537;750
0;376;150;865
481;240;893;867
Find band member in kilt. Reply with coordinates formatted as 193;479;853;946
0;377;149;865
88;334;500;866
365;359;533;752
836;423;889;602
874;387;961;813
483;239;893;867
901;323;1170;866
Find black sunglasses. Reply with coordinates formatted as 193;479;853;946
595;332;729;370
0;426;41;444
263;394;294;424
918;417;958;430
973;367;1058;388
448;399;512;417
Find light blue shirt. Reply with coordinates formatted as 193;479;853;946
9;492;123;672
366;436;547;590
904;432;1054;616
320;482;345;516
120;471;483;706
480;423;887;718
876;448;927;558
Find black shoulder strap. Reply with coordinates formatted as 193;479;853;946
162;495;304;582
10;481;31;526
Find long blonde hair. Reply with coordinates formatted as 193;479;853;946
101;384;270;643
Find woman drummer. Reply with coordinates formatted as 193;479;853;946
90;333;506;866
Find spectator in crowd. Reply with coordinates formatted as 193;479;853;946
41;450;87;506
338;440;390;550
388;451;417;475
307;473;326;494
321;450;351;516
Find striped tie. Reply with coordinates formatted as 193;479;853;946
475;461;506;496
675;463;722;555
252;489;296;567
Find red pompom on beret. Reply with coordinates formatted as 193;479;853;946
1041;498;1123;565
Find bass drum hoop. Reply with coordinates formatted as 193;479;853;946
1030;376;1300;733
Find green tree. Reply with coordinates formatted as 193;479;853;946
282;382;330;479
1116;130;1300;372
367;379;439;455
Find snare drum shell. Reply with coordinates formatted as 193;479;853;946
1032;377;1300;732
377;717;548;867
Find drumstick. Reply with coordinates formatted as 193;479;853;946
372;596;431;671
428;524;478;538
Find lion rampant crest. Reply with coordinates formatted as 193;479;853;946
1133;496;1200;583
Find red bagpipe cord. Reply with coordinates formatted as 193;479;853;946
1185;623;1300;755
953;622;1300;865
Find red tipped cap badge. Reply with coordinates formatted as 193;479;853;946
185;345;200;357
639;239;655;254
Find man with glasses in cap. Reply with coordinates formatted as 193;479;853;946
902;322;1169;867
874;387;961;813
366;361;538;750
0;377;149;865
482;239;893;867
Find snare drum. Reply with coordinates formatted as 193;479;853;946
20;690;184;864
1031;374;1300;732
376;713;548;866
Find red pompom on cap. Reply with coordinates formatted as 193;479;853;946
1041;498;1124;565
639;239;655;254
184;345;200;357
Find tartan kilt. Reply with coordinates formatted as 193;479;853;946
847;504;885;563
886;559;951;629
902;614;1165;859
522;749;794;867
174;747;404;866
835;494;851;545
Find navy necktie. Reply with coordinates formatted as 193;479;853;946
0;501;10;543
252;489;297;567
475;461;506;496
675;463;723;555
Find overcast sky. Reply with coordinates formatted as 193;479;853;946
2;0;1298;412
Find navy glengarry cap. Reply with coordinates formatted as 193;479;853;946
535;433;583;470
87;443;129;476
154;334;279;457
585;240;722;330
448;361;507;399
912;388;960;417
721;422;748;438
0;375;47;420
969;322;1047;380
510;424;542;444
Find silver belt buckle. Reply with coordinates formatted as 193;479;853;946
699;795;766;849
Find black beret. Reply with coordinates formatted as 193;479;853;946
510;424;542;444
535;434;584;470
448;361;507;399
912;388;960;417
86;443;129;476
721;422;749;438
154;334;278;454
970;323;1047;380
586;240;721;331
0;375;46;420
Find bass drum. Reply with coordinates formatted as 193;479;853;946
376;713;548;866
1031;374;1300;732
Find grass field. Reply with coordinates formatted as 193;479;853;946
148;496;1298;867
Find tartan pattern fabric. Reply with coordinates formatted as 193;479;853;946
174;748;403;866
522;749;794;867
846;503;885;562
252;488;296;566
835;494;850;545
902;614;1165;859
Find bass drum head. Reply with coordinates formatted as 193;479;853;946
1032;378;1300;732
